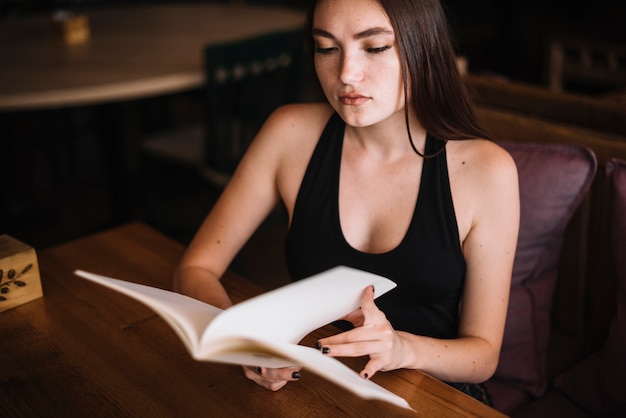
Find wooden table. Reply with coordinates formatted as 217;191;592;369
0;3;305;110
0;222;506;417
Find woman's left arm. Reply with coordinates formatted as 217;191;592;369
317;143;520;383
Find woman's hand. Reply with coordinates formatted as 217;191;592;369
316;286;409;379
242;365;302;391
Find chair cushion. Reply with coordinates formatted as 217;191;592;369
554;158;626;416
484;379;531;415
512;390;590;418
488;143;596;400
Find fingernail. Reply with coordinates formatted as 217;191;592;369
314;341;322;350
292;371;301;379
364;373;369;379
257;366;262;375
322;347;330;354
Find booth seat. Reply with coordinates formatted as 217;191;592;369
513;158;626;417
475;106;626;416
484;142;597;414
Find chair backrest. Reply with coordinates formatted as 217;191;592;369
600;158;626;410
467;76;626;137
493;142;597;397
202;28;306;176
548;36;626;93
553;158;626;415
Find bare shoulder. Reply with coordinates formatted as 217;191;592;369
260;102;335;145
447;139;519;216
242;102;333;169
251;102;335;173
447;139;518;186
448;139;519;245
240;103;335;211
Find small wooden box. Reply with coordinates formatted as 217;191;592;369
0;235;43;313
50;12;90;45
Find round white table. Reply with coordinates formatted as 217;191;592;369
0;3;305;111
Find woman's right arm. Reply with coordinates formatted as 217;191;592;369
173;108;292;308
173;103;332;391
173;103;331;309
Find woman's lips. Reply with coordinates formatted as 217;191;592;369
339;94;370;106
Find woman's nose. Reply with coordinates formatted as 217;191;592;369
339;52;364;84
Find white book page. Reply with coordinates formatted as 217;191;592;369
74;270;223;356
76;267;397;367
201;336;412;411
75;269;411;410
202;266;396;346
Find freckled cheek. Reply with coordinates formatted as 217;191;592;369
314;60;340;97
313;60;328;83
376;65;405;106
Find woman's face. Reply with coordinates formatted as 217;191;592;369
312;0;405;128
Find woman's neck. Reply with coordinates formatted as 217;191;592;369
344;112;426;161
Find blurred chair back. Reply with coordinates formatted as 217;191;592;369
142;27;306;184
548;36;626;93
202;28;306;183
140;27;306;230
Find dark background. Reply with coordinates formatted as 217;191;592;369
2;0;625;84
1;0;625;253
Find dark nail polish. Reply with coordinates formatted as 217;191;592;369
292;371;301;379
257;366;262;375
322;346;330;354
364;373;369;379
314;341;322;350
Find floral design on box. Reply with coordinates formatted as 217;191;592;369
0;264;33;301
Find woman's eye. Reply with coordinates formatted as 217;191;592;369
315;46;337;54
367;45;392;54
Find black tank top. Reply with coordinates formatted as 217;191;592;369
285;113;466;339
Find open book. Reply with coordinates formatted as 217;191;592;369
74;266;412;410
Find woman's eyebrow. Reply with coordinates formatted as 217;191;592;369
354;27;394;40
312;27;394;41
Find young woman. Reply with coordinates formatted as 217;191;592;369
173;0;519;404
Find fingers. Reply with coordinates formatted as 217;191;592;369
317;286;387;354
242;366;301;391
316;325;393;357
359;284;377;313
360;356;387;380
339;286;374;327
357;285;385;325
314;285;398;379
342;308;365;327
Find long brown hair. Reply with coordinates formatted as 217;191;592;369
306;0;490;155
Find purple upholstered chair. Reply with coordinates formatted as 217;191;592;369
544;158;626;417
484;142;597;414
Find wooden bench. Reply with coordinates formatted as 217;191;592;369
466;74;626;137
